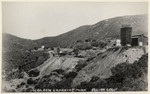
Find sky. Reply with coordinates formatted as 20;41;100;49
2;2;148;39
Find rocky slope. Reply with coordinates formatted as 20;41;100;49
36;56;84;77
2;46;148;92
71;46;147;87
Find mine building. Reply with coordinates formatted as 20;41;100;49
131;34;148;46
120;25;132;46
120;25;148;46
116;39;121;46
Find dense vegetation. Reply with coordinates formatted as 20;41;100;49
18;51;49;71
74;39;107;52
3;36;49;80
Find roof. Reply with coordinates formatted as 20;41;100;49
121;25;131;28
131;34;148;38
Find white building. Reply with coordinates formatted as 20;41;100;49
116;39;121;46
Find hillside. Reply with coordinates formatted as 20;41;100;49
2;14;148;92
72;46;146;87
3;14;147;49
2;14;148;77
75;53;148;91
3;46;147;92
2;33;33;50
2;33;49;73
34;14;148;47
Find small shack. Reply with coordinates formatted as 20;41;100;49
131;34;148;46
116;39;121;46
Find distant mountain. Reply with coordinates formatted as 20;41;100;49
2;33;32;50
3;34;29;71
3;14;148;48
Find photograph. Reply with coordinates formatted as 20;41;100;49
2;1;148;92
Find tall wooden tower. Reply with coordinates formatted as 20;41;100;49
120;25;132;46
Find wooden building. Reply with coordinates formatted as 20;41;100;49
131;34;148;46
120;25;132;46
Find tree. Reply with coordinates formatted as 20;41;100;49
57;48;60;55
27;78;36;85
51;47;54;50
76;40;83;43
85;38;92;42
73;48;79;57
64;72;78;78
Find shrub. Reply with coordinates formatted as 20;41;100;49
35;82;53;89
75;60;87;72
76;55;84;58
97;52;103;56
16;84;21;89
136;54;148;68
51;47;54;50
34;47;38;50
91;41;107;48
64;72;78;78
26;85;29;88
90;76;100;82
111;62;130;76
75;43;92;50
113;47;120;52
85;38;92;42
5;70;24;80
77;81;96;91
76;40;83;43
86;57;95;62
54;78;74;89
101;55;107;58
28;69;40;77
7;89;16;92
92;39;96;42
26;88;33;92
52;69;64;74
20;82;26;86
91;41;99;47
27;78;36;85
107;47;120;52
73;48;79;57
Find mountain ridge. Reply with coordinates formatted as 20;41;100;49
3;14;148;48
